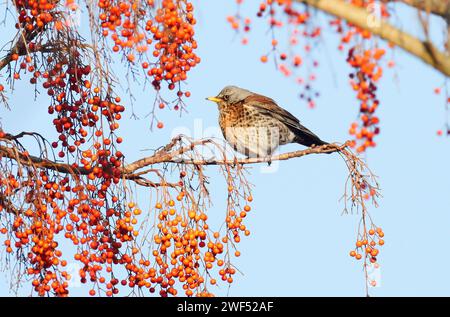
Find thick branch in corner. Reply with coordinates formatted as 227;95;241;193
395;0;450;20
297;0;450;77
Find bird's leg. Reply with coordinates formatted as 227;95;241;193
233;156;239;168
264;153;272;166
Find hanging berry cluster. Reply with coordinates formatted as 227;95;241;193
14;0;57;31
347;47;384;153
98;0;199;96
349;226;384;263
0;163;143;296
330;0;391;152
47;57;122;156
350;225;385;287
228;0;322;108
146;189;252;297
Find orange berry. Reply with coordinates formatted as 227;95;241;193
133;209;142;216
127;54;135;62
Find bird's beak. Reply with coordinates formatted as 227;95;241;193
206;96;222;103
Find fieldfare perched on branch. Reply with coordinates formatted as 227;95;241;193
207;85;328;158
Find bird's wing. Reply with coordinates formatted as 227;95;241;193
242;94;326;145
242;94;301;129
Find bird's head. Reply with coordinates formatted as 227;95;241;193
206;85;253;106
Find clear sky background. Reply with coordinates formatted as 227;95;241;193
1;1;450;296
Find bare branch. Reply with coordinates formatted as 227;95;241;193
124;142;342;172
0;144;91;175
390;0;450;20
1;135;342;182
297;0;450;77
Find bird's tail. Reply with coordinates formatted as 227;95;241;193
293;125;330;153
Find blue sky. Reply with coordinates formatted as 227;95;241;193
1;1;450;296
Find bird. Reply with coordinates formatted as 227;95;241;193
206;85;329;159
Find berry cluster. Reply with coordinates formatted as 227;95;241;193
145;189;253;297
14;0;57;31
347;47;384;153
350;227;384;261
229;0;322;108
99;0;200;92
329;0;391;152
349;226;384;287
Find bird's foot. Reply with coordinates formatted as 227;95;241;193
265;155;272;166
233;157;239;167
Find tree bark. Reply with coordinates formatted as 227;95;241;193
0;142;342;179
297;0;450;77
395;0;450;20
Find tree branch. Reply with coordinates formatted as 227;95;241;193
297;0;450;77
124;143;343;172
0;144;91;175
0;144;183;188
0;28;40;72
399;0;450;20
0;141;343;183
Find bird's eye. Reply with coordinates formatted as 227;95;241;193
222;95;229;101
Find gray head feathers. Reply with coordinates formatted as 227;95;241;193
216;85;254;104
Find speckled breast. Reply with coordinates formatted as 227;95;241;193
218;103;293;157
